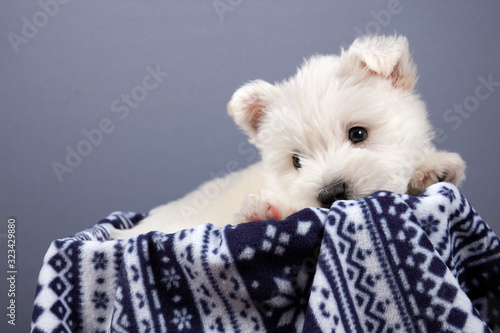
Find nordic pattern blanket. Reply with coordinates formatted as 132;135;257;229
31;183;500;332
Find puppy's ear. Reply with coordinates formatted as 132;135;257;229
407;151;466;195
347;35;417;91
227;80;279;137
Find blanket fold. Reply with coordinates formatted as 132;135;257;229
31;183;500;332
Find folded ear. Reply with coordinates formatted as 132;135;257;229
227;80;279;138
408;151;466;195
347;35;417;91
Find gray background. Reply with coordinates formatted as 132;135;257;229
1;1;500;331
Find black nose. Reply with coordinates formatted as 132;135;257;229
318;183;346;208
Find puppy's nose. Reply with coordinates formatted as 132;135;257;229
318;183;346;208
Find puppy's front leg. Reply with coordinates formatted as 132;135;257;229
236;190;295;223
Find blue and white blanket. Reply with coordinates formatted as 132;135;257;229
31;183;500;332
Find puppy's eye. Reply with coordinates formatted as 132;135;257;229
292;154;301;169
349;127;367;143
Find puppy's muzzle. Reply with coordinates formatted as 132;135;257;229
318;183;346;208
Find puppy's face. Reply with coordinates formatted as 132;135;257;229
228;35;465;210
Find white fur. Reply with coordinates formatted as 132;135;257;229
111;35;465;239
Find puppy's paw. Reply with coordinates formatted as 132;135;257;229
236;190;294;223
408;151;466;195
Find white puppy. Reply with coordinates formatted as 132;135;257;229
112;35;465;238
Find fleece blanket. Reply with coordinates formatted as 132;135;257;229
31;183;500;333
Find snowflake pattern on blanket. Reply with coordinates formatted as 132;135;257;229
31;183;500;332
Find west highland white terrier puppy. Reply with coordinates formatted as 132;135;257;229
112;35;465;239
